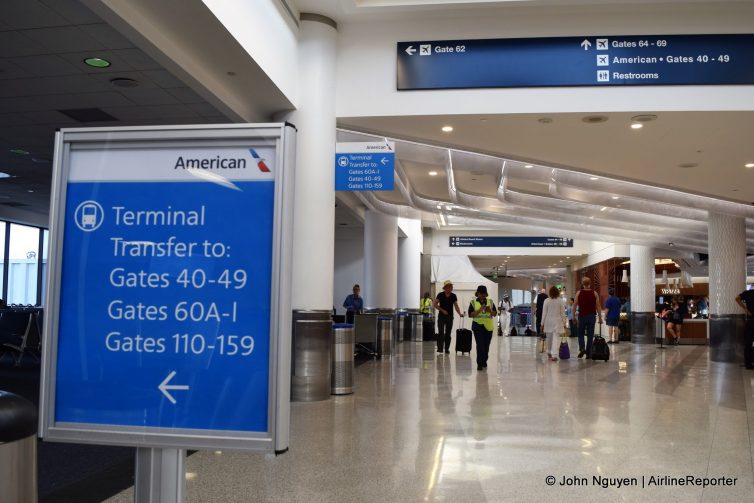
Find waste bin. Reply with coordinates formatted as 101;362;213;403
422;315;436;342
396;310;408;342
409;313;424;342
377;316;394;357
0;391;37;503
292;310;332;402
331;323;355;395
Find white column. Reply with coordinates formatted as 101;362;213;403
397;218;422;309
708;212;747;362
364;209;398;309
288;15;337;311
629;244;656;343
565;265;574;301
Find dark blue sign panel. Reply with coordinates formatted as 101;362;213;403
450;236;574;247
398;34;754;89
55;146;275;432
335;142;395;191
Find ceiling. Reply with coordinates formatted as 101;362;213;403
0;0;229;221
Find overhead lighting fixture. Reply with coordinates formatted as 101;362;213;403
600;207;607;211
83;57;111;68
109;77;139;88
582;115;608;124
428;171;438;176
611;196;620;200
524;164;533;168
590;176;599;180
630;123;643;129
441;126;454;133
631;114;658;123
0;172;10;178
746;163;754;168
678;162;698;169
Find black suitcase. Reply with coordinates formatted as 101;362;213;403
422;317;436;342
590;327;610;361
455;319;472;354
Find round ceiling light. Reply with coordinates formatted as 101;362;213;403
110;77;139;88
428;171;438;176
745;163;754;168
538;117;553;124
611;196;620;200
631;114;658;123
524;164;533;168
84;57;111;68
589;176;599;180
441;126;454;133
630;123;643;129
581;115;608;124
678;162;699;169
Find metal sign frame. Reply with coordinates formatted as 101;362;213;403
39;124;295;452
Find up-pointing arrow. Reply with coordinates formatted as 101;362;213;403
159;371;189;404
405;45;417;56
581;39;592;50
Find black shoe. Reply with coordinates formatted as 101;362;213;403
482;363;487;368
437;350;443;354
578;351;585;358
477;365;484;370
445;350;450;354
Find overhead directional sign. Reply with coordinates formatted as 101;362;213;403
450;236;574;247
40;125;295;452
397;34;754;89
335;141;395;191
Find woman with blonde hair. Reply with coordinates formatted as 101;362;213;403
540;285;568;361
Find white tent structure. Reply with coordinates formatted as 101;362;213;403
431;256;499;339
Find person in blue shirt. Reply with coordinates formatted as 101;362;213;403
604;288;622;344
343;284;363;324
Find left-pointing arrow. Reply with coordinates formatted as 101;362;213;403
159;371;190;404
405;46;416;56
381;157;389;165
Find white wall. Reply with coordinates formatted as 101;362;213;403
201;0;299;106
336;5;754;118
572;242;630;270
333;227;364;314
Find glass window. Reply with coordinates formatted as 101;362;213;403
8;223;40;305
512;289;523;306
41;230;48;305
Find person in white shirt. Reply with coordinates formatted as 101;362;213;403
540;286;568;361
498;294;513;336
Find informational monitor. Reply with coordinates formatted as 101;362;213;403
40;124;296;452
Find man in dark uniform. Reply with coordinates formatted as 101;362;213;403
535;288;548;338
735;287;754;369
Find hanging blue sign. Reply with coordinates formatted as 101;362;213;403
450;236;574;247
398;34;754;89
335;142;395;191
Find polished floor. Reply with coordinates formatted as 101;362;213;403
106;336;754;502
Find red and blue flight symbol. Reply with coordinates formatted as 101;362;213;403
249;149;270;172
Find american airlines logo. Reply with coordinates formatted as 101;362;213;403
173;149;270;172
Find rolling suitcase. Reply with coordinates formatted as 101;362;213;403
455;318;473;354
589;325;610;361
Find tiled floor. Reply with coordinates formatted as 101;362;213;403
106;336;754;502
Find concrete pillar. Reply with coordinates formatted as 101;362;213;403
288;14;337;311
629;244;656;343
397;218;422;309
565;265;574;302
708;213;747;362
364;209;398;310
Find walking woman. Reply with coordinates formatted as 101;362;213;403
541;286;568;361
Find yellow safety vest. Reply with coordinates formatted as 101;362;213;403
472;299;495;331
420;297;433;314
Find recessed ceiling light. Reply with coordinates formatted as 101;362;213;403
27;189;34;193
631;114;658;123
582;115;608;124
611;196;620;200
109;77;139;88
600;206;607;211
524;164;533;168
0;172;10;178
746;163;754;168
538;117;553;124
441;126;454;132
678;163;698;169
590;176;599;180
10;148;29;155
428;171;438;176
630;123;643;129
83;57;111;68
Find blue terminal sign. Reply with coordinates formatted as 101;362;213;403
397;34;754;89
40;125;294;451
335;141;395;191
450;236;574;247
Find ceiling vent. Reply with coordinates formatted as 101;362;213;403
631;114;658;123
59;108;118;123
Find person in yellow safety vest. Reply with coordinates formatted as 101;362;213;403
468;285;497;371
420;292;433;315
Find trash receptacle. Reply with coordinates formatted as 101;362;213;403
409;313;424;342
331;323;355;395
292;310;332;402
377;316;394;357
0;391;37;503
396;310;408;342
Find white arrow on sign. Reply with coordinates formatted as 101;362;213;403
159;371;190;404
405;45;416;56
581;39;592;50
380;157;389;165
